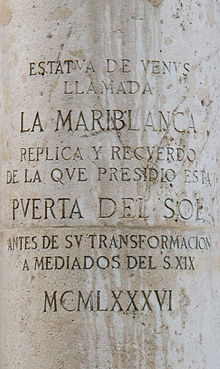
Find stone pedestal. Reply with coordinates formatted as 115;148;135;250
1;1;219;368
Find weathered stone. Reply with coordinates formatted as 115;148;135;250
0;1;219;368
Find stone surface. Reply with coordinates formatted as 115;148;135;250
0;1;220;368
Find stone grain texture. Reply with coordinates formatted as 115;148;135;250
0;1;219;369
